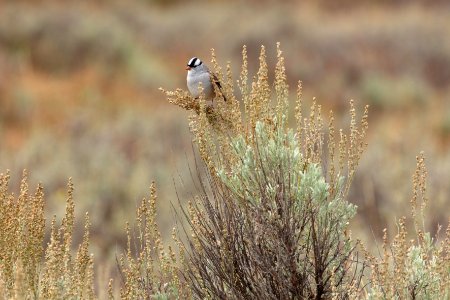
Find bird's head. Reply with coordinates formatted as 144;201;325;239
186;57;204;72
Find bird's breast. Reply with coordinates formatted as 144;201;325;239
187;72;213;98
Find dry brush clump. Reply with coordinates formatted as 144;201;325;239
162;43;369;299
363;153;450;299
114;182;190;300
0;171;94;299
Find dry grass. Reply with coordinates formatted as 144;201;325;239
115;182;189;299
0;171;94;299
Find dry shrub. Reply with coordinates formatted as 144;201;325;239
363;153;450;299
162;43;369;299
114;182;190;299
0;170;44;298
0;171;94;299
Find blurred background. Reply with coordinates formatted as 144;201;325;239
0;0;449;268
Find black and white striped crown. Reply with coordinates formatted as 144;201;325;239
187;57;203;68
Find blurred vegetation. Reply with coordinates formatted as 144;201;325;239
0;0;449;283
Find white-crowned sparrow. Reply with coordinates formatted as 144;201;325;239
186;57;226;101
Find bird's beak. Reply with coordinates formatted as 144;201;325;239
186;66;191;70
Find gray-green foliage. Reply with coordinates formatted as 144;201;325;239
217;120;359;296
218;121;302;205
219;120;356;225
368;231;449;300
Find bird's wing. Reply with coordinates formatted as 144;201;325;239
210;72;227;101
211;72;222;89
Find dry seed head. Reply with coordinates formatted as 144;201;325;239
210;48;223;80
274;42;289;124
328;110;337;194
301;99;327;165
226;61;243;135
239;45;249;107
107;279;114;300
256;45;270;108
61;178;75;255
347;100;357;182
246;45;271;131
159;88;199;112
295;80;303;142
225;61;234;95
360;105;369;146
316;104;324;162
445;220;450;259
411;151;428;241
0;170;11;192
380;228;389;285
195;88;216;174
392;217;408;289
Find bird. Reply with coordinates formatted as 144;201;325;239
186;57;226;101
